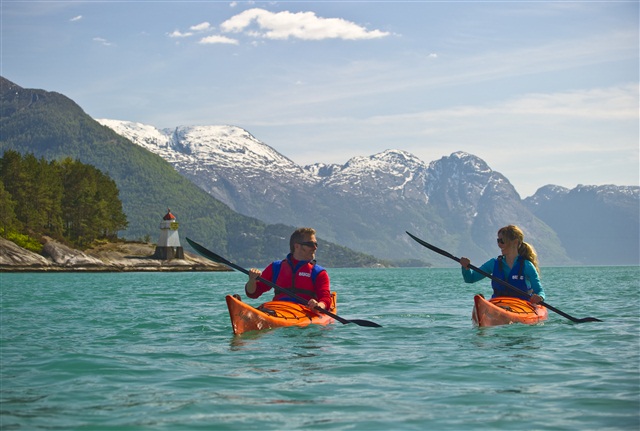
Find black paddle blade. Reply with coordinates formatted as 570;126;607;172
406;231;459;262
186;237;236;269
323;313;382;328
541;301;603;323
349;319;383;328
578;317;603;323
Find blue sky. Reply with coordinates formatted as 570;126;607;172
2;1;638;197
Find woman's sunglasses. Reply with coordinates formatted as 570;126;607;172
497;238;506;245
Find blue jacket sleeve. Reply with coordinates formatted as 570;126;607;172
461;258;496;283
523;260;545;299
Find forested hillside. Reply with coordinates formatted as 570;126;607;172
0;151;127;249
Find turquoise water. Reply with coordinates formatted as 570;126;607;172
1;267;638;430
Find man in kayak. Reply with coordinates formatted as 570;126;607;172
245;227;332;311
459;224;545;304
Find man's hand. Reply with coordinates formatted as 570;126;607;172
307;299;326;311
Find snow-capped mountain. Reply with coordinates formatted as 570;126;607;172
97;120;312;216
98;119;638;265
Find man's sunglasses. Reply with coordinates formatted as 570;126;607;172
299;241;318;248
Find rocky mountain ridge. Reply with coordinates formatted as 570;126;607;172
98;119;639;266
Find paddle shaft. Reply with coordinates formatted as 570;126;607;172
405;231;602;323
186;238;381;328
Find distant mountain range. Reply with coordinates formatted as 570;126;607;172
523;184;639;265
1;76;637;266
97;119;639;266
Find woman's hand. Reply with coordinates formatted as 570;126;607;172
460;257;471;269
530;294;544;304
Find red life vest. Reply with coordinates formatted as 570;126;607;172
271;254;326;303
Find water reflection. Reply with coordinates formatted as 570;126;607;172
472;325;544;350
228;329;271;351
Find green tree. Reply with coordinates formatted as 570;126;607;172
0;151;127;247
94;172;128;239
0;181;20;235
22;154;64;237
0;150;29;229
60;158;128;246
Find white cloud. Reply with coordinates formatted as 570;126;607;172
70;15;82;22
190;22;212;32
220;8;390;40
199;35;239;45
170;21;212;40
93;37;113;46
168;30;193;38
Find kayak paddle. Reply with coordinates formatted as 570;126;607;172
186;237;382;328
405;231;602;323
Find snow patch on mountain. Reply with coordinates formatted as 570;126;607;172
97;119;310;180
97;119;430;197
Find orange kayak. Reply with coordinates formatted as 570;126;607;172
472;294;548;327
225;292;337;335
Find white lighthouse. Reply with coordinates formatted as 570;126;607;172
154;208;184;260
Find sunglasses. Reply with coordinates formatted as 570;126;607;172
496;238;506;245
299;241;318;248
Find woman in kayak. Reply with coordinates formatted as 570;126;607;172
459;224;545;304
245;227;332;311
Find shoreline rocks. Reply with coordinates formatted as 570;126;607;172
0;238;228;272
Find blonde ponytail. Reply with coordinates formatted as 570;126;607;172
518;242;540;274
499;225;540;274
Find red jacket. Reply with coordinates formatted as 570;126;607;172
247;254;332;308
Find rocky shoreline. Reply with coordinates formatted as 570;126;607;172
0;237;228;272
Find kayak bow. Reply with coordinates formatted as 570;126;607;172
472;295;548;327
226;292;337;335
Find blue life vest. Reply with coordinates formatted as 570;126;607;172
491;256;530;300
270;258;325;303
